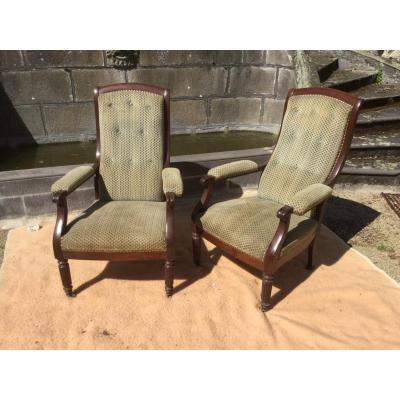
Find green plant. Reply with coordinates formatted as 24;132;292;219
377;243;394;252
376;63;383;83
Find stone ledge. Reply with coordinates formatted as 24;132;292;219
0;148;274;219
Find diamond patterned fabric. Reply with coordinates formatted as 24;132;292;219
61;201;166;253
98;90;164;201
258;94;352;204
198;196;318;262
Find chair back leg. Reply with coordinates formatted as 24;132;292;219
306;239;316;270
192;224;202;266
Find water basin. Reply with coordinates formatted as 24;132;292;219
0;131;276;172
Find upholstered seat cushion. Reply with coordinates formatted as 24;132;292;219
197;196;318;262
61;201;166;253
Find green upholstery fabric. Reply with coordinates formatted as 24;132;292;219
98;90;164;201
61;201;166;253
208;160;259;180
258;94;352;205
51;165;95;194
287;183;332;215
162;168;183;197
198;196;318;262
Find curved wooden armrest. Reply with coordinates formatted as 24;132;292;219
192;161;268;222
165;192;176;261
277;205;294;222
263;205;294;272
52;163;99;259
52;193;68;259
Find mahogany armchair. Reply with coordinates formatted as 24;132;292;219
51;83;183;297
191;87;362;311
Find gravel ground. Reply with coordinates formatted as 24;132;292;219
0;190;399;282
0;230;8;267
325;188;400;283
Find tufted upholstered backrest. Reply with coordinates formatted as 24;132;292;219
258;89;360;204
96;86;167;201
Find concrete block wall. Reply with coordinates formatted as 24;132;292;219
0;50;296;147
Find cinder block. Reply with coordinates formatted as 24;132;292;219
15;105;46;138
43;103;95;136
215;51;242;65
1;70;73;105
67;187;96;211
0;196;25;218
171;100;207;128
128;67;227;98
0;176;54;197
265;50;293;67
243;51;265;64
140;51;214;66
262;99;285;125
24;50;104;68
23;192;54;216
23;189;95;216
0;51;24;70
277;68;296;100
210;97;262;124
229;67;276;95
72;69;126;101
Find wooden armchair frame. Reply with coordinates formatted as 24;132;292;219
52;83;178;297
191;87;363;311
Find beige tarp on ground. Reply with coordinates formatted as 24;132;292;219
0;205;400;349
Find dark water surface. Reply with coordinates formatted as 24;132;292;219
0;131;277;171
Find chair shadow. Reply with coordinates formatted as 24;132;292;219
73;192;381;309
207;247;315;309
323;195;381;242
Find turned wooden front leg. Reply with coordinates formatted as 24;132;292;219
165;192;176;297
57;259;75;297
164;260;174;297
261;274;274;312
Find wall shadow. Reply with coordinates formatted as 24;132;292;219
0;82;37;149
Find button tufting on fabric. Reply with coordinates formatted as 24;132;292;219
97;90;164;201
258;94;352;204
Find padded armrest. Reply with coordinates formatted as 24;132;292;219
51;165;96;195
162;167;183;197
207;160;259;180
287;183;332;216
